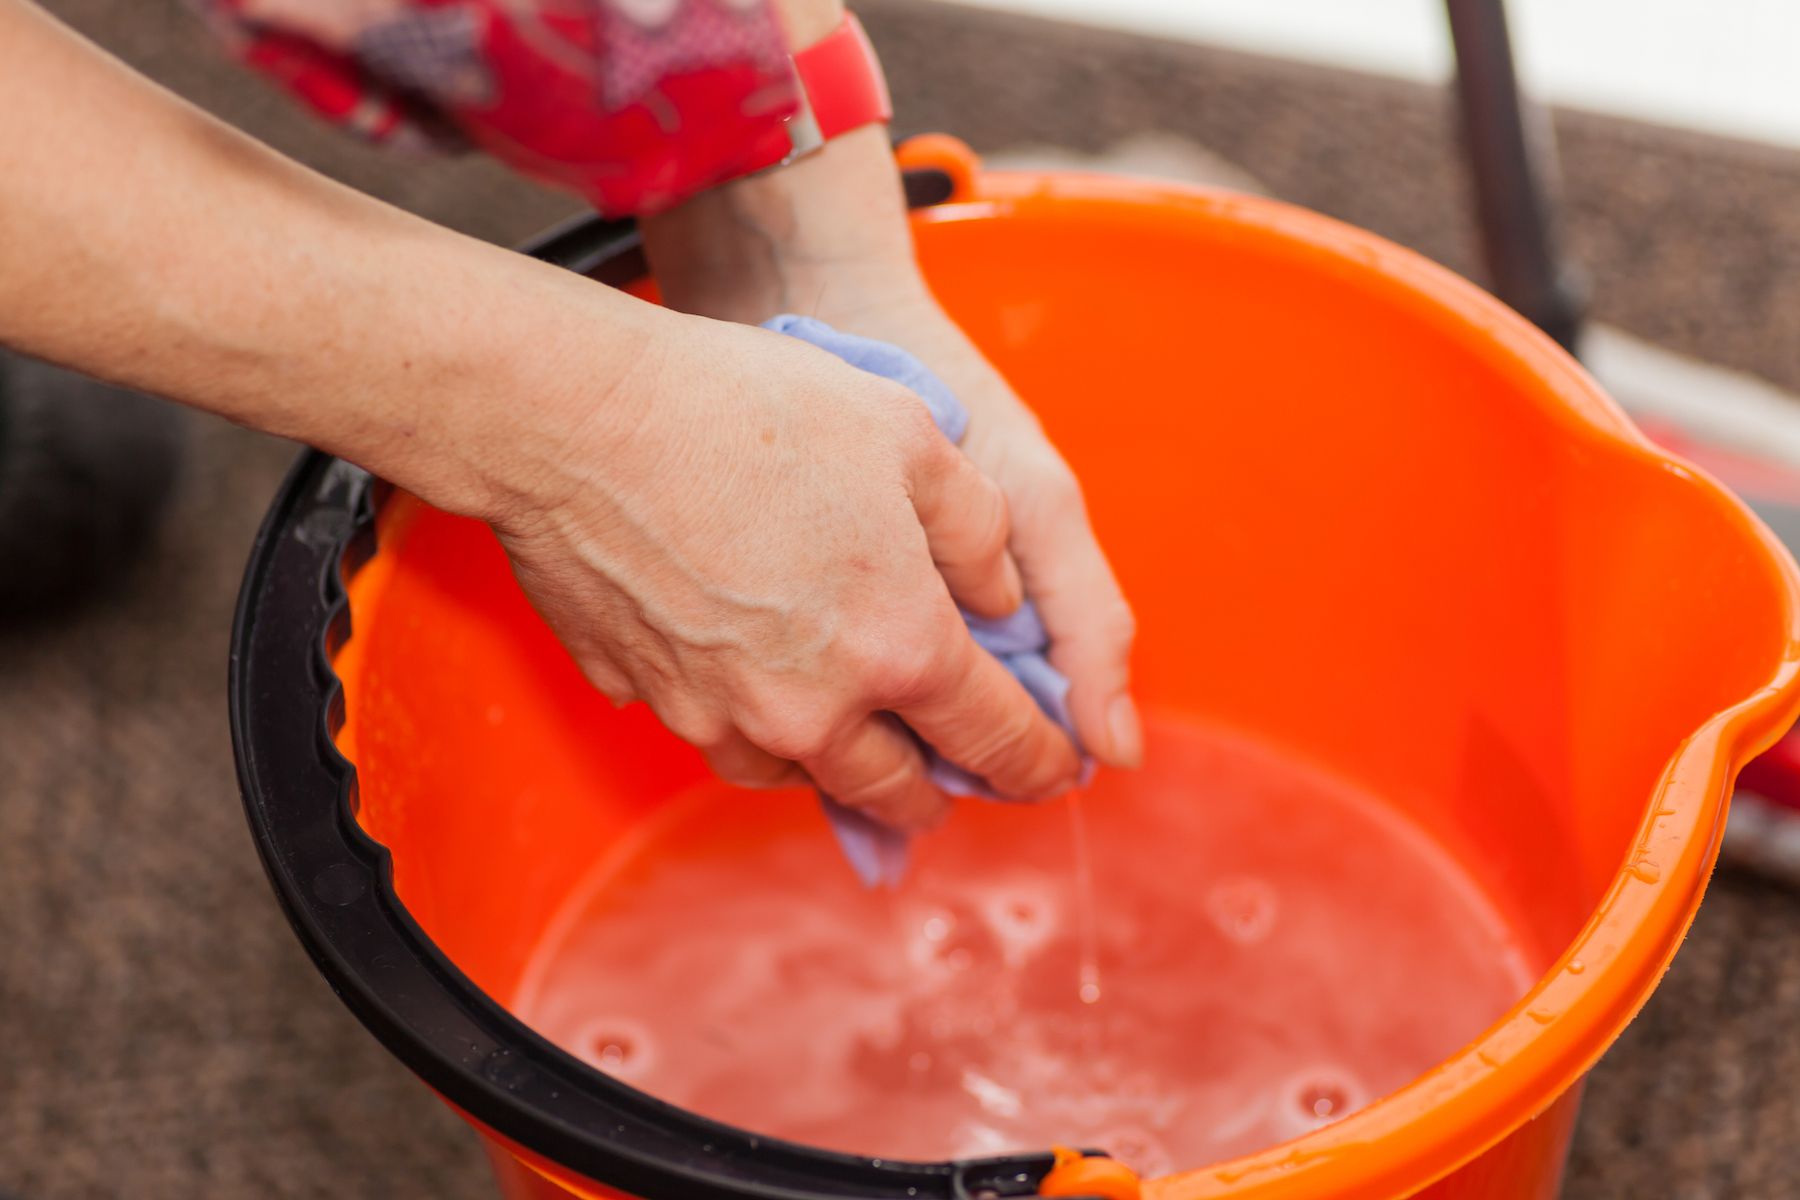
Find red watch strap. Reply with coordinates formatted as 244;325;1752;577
793;13;893;141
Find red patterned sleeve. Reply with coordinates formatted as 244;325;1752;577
191;0;801;216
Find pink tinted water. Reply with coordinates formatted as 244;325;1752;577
511;716;1537;1175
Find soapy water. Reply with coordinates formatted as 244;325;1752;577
511;716;1537;1175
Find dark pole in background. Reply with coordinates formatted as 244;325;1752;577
1443;0;1586;353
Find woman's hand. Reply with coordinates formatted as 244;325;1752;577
0;1;1087;828
484;312;1086;829
807;291;1144;771
641;127;1142;771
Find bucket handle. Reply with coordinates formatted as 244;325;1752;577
896;133;981;205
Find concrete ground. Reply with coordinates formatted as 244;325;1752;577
6;1;1800;1197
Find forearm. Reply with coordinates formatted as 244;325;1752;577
0;0;655;518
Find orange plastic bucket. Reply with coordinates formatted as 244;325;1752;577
231;142;1800;1200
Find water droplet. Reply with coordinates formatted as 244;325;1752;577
482;1047;531;1090
922;915;950;942
593;1031;637;1068
1629;860;1661;884
1079;980;1102;1005
1527;1008;1556;1025
1299;1081;1348;1119
1206;875;1279;945
580;1019;653;1077
1568;958;1586;975
1284;1068;1364;1133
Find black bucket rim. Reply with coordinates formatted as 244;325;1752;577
228;173;1089;1200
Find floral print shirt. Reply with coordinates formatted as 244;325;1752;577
193;0;801;215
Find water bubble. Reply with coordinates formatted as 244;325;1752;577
922;915;951;942
1206;875;1279;945
595;1033;636;1068
1284;1067;1364;1134
482;1047;531;1091
1079;980;1102;1005
981;884;1060;966
1568;959;1586;975
1300;1081;1348;1119
580;1019;653;1078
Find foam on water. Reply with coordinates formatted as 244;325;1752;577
511;716;1537;1174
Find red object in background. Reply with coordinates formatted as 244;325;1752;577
1737;734;1800;814
1639;415;1800;886
197;0;800;216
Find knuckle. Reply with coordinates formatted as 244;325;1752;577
579;663;637;708
708;757;758;787
904;413;957;472
891;385;940;433
713;754;794;790
850;758;919;809
1036;461;1087;521
849;623;950;704
963;478;1011;560
741;710;835;764
954;706;1042;785
844;764;932;828
1099;598;1138;650
655;699;730;751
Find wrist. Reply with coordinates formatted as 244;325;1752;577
771;0;846;49
640;124;925;323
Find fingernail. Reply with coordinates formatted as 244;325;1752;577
1106;694;1144;768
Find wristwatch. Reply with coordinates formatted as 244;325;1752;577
750;12;894;173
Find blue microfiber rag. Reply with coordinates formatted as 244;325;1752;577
763;314;1087;887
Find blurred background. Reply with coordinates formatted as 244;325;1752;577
4;0;1800;1196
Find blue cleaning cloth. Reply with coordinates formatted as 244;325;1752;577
763;315;1086;887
